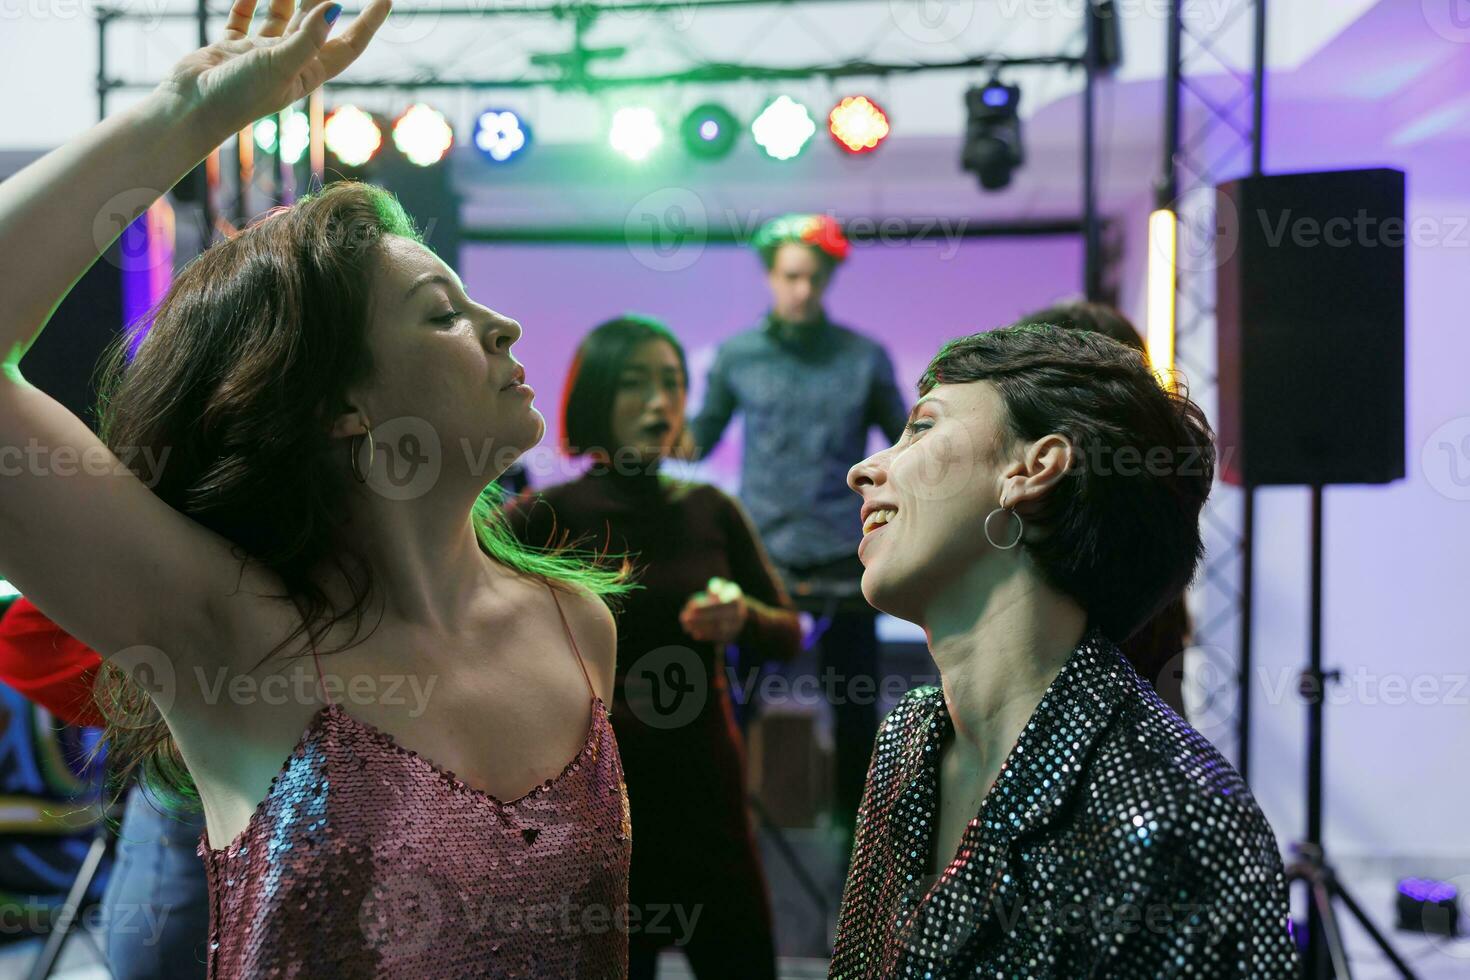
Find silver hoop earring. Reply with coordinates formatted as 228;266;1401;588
983;500;1023;550
350;423;375;484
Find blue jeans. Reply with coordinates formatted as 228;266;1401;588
99;785;209;980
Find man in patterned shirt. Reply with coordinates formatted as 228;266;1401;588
682;214;909;860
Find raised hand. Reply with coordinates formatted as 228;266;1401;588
156;0;392;143
679;578;749;645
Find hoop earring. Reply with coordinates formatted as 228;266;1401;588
350;423;375;484
983;497;1024;550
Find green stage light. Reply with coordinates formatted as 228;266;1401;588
253;107;310;165
278;107;310;165
681;103;738;160
609;106;663;162
254;117;279;154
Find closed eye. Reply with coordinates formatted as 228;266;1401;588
904;419;932;437
432;310;461;325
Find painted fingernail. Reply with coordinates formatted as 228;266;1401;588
323;3;342;24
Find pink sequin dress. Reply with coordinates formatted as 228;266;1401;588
196;581;632;979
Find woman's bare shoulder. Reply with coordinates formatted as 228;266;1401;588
544;577;617;701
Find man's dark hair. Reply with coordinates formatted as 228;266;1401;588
919;322;1214;643
562;314;688;461
1013;300;1147;356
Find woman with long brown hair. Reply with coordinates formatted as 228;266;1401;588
0;2;639;976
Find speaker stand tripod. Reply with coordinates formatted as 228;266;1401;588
1285;485;1417;980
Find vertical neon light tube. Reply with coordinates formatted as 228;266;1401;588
309;90;325;184
1147;208;1177;391
122;198;177;361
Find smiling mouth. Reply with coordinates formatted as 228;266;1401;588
862;508;898;535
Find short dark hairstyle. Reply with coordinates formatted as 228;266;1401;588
918;322;1214;643
1016;302;1192;705
1014;300;1147;355
561;314;688;460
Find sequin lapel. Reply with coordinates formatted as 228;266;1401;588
893;628;1130;959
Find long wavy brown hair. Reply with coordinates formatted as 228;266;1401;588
88;181;635;811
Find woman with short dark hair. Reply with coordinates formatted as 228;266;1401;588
829;323;1296;977
504;315;802;980
1014;300;1196;715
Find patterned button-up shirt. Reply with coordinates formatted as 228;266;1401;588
829;627;1299;978
689;312;909;569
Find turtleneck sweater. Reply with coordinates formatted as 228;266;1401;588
501;460;800;963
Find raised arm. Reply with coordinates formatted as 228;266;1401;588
0;0;389;673
866;345;910;445
683;344;738;461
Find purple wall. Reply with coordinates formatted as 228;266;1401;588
461;235;1084;493
1210;18;1470;868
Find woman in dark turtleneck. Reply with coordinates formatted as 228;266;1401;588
502;315;801;980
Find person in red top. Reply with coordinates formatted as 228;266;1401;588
0;595;105;728
0;594;210;979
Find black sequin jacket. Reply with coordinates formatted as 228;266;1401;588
829;627;1299;978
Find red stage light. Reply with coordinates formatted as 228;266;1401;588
828;96;890;154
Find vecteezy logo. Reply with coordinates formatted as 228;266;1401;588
898;869;982;959
359;871;447;958
1415;872;1470;959
906;417;978;503
1423;0;1470;43
100;645;177;728
369;416;442;501
1180;643;1239;742
622;646;707;730
624;188;709;273
1166;186;1240;274
374;0;446;45
1422;416;1470;501
93;189;171;274
888;0;974;45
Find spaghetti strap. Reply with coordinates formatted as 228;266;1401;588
310;645;333;707
547;582;597;702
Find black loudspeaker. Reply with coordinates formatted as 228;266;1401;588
1215;168;1406;487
